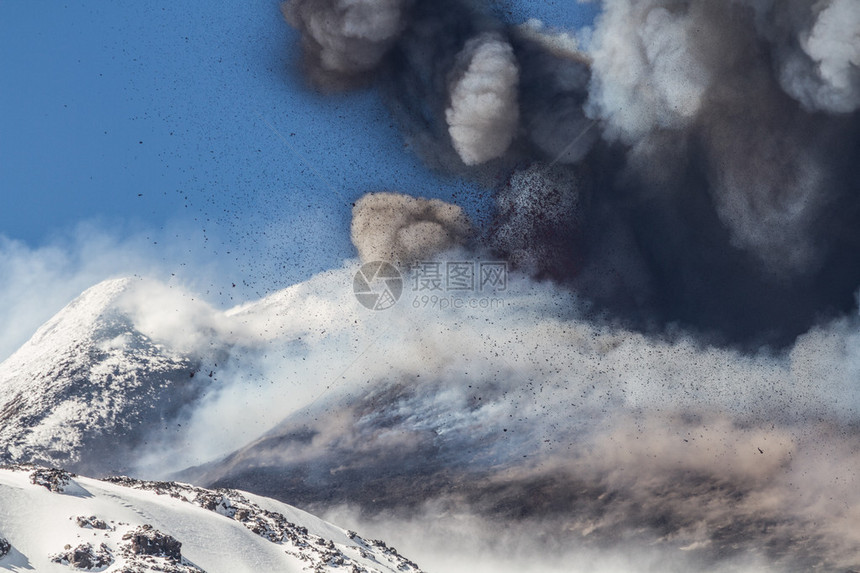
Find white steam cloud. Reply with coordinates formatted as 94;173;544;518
794;0;860;113
586;0;712;143
588;0;860;140
350;192;471;264
131;264;860;570
0;224;222;363
445;34;520;165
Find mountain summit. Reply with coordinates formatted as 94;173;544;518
0;278;212;475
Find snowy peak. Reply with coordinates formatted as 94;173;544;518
0;278;215;474
0;465;424;573
13;278;133;361
0;268;368;476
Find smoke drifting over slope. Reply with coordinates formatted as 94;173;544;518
7;261;858;568
169;267;860;571
283;0;860;345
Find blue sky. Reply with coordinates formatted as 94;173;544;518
0;1;599;299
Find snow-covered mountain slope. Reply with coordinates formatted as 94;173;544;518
0;279;218;475
0;270;373;477
0;465;423;573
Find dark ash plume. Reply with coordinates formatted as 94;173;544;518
281;0;860;345
576;0;860;344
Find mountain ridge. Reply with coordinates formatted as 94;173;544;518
0;463;424;573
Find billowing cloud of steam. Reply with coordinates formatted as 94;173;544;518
281;0;407;89
147;265;860;570
587;0;859;135
0;223;225;363
791;0;860;112
445;33;520;165
5;218;859;569
350;192;471;264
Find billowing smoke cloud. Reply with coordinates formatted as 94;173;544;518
211;3;860;566
279;0;860;344
747;0;860;114
350;192;471;264
789;0;860;112
280;0;859;280
445;33;520;165
583;0;854;278
4;1;858;571
281;0;408;89
586;0;712;142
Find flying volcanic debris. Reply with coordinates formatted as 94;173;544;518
490;163;586;278
144;2;860;570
